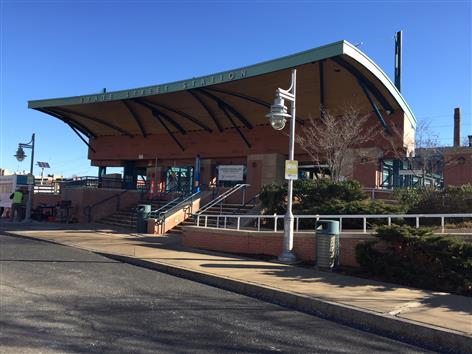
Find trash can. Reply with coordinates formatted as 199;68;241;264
315;220;340;269
136;204;151;233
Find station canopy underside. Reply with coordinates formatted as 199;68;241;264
28;41;416;145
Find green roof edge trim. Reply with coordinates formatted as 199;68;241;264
28;40;415;126
28;41;345;109
343;42;416;127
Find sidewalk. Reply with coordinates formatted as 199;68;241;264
1;222;471;353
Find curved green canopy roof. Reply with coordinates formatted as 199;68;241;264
28;40;416;142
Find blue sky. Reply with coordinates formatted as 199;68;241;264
1;0;471;177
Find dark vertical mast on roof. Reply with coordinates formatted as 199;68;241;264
392;30;403;188
394;31;403;92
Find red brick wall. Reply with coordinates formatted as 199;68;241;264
182;227;374;267
88;112;407;166
33;193;61;208
148;197;201;234
353;161;380;188
443;149;472;186
61;188;142;223
247;157;263;200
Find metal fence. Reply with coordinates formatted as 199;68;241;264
60;176;148;190
195;213;472;234
34;182;61;194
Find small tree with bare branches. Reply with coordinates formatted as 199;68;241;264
383;119;469;188
295;107;376;182
412;121;446;186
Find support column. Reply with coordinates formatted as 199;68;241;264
247;153;285;198
392;159;401;188
98;166;107;178
199;159;213;189
98;166;107;188
123;161;137;190
194;154;201;193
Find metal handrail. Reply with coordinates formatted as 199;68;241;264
196;184;250;215
146;184;191;202
159;191;201;219
84;190;129;222
229;193;260;215
34;182;61;194
195;212;472;234
149;197;185;219
149;190;200;219
62;176;148;190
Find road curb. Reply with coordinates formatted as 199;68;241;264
101;252;471;354
3;231;470;353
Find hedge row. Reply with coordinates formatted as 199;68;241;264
394;184;472;214
355;225;472;295
260;179;404;216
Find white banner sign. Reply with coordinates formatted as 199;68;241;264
218;165;245;181
0;175;17;208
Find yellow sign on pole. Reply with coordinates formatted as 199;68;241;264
285;160;298;180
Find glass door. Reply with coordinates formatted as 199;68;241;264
166;167;193;195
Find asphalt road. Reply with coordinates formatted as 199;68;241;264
0;233;433;354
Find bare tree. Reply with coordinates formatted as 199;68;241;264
414;120;443;175
295;107;376;182
383;119;465;188
462;136;470;147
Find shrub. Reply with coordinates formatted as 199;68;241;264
294;179;367;205
259;182;287;215
260;179;405;228
308;200;404;215
260;179;367;214
394;188;423;210
355;225;472;295
394;185;472;227
395;184;472;214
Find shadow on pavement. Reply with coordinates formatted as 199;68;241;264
2;222;470;321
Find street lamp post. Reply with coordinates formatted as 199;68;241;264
266;69;298;263
14;134;35;222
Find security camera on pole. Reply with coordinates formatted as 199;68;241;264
14;134;35;222
266;69;298;263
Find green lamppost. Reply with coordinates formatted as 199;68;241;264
14;134;35;222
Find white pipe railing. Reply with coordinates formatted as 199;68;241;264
195;213;472;234
196;184;250;215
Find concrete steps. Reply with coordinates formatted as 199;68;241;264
96;197;171;230
97;199;257;234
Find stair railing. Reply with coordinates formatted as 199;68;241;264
230;193;260;215
149;191;188;218
159;191;201;219
149;184;189;201
83;189;129;223
151;191;202;233
196;184;250;216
